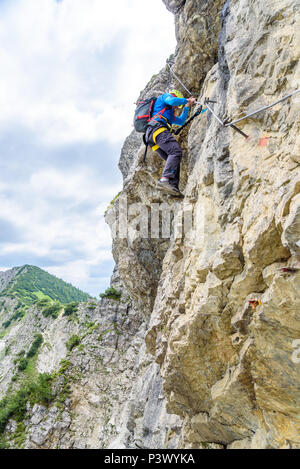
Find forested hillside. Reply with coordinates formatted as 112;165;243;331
0;265;90;307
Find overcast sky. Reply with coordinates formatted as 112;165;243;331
0;0;176;297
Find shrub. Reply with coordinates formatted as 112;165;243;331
29;373;53;405
42;302;62;319
27;334;43;358
63;302;79;317
56;359;71;376
13;422;26;449
66;335;80;351
0;435;8;449
2;309;26;329
2;320;11;329
18;358;29;372
105;191;121;213
0;373;53;434
99;287;122;301
36;298;51;309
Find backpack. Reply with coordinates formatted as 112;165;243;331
133;97;157;133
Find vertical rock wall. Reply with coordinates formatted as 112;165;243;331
107;0;300;449
2;0;298;450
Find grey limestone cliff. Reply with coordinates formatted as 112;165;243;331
0;0;299;449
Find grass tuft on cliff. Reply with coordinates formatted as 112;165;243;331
0;373;53;434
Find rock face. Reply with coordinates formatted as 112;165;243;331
1;0;299;450
106;0;300;449
0;268;19;293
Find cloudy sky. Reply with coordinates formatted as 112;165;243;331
0;0;176;296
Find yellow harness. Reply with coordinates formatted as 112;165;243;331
152;127;168;151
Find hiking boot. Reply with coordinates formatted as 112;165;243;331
169;187;185;198
170;189;184;199
156;180;184;198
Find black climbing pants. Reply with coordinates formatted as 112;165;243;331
145;126;182;189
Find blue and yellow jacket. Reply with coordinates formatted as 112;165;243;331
151;93;189;128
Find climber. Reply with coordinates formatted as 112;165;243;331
145;90;196;198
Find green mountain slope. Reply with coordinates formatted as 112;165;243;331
0;265;90;307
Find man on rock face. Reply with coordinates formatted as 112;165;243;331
145;89;196;198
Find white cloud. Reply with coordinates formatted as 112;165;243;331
0;0;176;145
0;166;119;251
29;166;120;203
